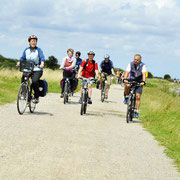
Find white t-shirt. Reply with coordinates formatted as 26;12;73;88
126;63;147;72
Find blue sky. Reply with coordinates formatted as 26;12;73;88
0;0;180;79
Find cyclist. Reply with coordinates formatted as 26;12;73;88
123;54;147;118
60;48;76;98
75;51;82;71
99;54;115;99
116;70;121;84
16;35;45;104
77;50;99;104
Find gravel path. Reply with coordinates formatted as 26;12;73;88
0;85;179;180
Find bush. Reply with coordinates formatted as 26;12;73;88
45;56;60;70
164;74;171;80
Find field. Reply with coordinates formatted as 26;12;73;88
140;78;180;171
0;68;66;105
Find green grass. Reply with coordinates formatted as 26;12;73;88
140;78;180;171
0;68;81;105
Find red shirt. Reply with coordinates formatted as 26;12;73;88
81;59;98;78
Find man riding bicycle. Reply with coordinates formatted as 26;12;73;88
60;48;76;98
75;51;82;71
16;35;45;104
77;50;99;104
99;54;115;99
123;54;147;118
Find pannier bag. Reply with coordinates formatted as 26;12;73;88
39;79;48;97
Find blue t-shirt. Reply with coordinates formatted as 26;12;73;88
100;60;113;75
76;58;82;69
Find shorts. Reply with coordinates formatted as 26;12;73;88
135;86;143;95
100;73;112;87
81;77;94;86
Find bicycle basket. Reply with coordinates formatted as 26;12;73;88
20;61;34;73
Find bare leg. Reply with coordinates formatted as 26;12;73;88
88;84;92;98
80;87;83;97
135;93;141;110
124;84;131;96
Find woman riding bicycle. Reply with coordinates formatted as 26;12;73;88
16;35;45;104
60;48;76;98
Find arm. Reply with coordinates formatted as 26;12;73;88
111;68;115;75
60;58;66;69
141;65;147;86
95;70;99;79
38;48;45;68
78;66;83;78
110;61;115;75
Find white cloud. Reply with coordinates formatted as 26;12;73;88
0;0;180;78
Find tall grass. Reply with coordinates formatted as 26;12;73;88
0;68;64;105
140;79;180;171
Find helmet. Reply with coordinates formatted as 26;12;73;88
28;35;38;42
104;54;110;59
76;51;81;56
87;50;95;56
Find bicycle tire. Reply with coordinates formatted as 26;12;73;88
101;82;105;102
80;90;86;115
17;83;28;115
84;91;88;114
64;83;68;104
29;88;36;113
126;95;133;123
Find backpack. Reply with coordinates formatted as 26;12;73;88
39;79;48;97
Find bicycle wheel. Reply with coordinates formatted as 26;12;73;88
64;83;68;104
84;92;88;114
29;87;36;113
80;90;86;115
17;83;28;115
101;83;105;102
126;95;133;123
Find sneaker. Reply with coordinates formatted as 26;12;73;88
33;98;39;104
134;112;139;118
123;98;128;104
60;94;64;98
79;98;82;104
88;98;92;104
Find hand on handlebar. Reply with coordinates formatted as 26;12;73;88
140;82;145;86
16;62;20;67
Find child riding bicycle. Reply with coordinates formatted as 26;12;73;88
77;50;99;104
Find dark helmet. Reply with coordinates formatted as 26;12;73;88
76;51;81;56
28;35;38;42
87;50;95;56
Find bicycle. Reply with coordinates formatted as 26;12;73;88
63;76;74;104
126;80;141;123
80;78;96;115
17;61;37;115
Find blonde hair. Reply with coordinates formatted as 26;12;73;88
67;48;74;54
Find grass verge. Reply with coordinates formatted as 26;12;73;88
0;68;81;105
140;78;180;171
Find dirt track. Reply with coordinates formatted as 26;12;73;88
0;85;179;180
